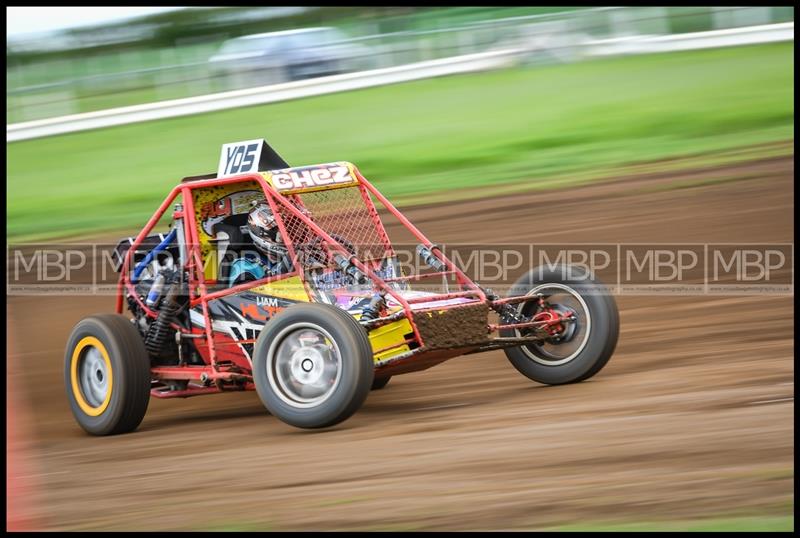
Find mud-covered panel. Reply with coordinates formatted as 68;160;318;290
414;303;489;349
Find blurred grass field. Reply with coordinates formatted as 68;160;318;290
6;42;793;242
548;515;794;532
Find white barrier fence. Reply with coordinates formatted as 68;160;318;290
6;22;793;143
7;50;515;143
585;22;795;56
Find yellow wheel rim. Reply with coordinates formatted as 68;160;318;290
70;336;113;416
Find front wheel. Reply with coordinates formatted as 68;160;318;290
64;314;152;435
252;303;374;429
500;265;619;385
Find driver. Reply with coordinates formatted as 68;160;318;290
228;202;292;286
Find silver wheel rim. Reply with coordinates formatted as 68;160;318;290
516;283;591;366
78;346;110;407
266;323;342;408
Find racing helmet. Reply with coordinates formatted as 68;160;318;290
247;202;287;261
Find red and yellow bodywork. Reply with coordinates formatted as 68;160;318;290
116;159;537;399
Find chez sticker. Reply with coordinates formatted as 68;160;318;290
271;164;356;192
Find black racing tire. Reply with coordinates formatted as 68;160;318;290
64;314;151;436
500;264;619;385
252;303;374;429
371;375;392;391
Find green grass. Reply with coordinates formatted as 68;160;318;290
192;514;792;532
548;515;793;532
6;42;794;242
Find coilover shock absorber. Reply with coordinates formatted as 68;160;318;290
360;291;387;322
145;270;182;356
483;286;527;325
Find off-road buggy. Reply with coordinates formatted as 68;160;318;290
65;139;619;434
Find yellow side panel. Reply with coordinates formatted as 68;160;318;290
365;318;414;362
249;276;310;302
252;275;410;362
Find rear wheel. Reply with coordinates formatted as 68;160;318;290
500;265;619;385
371;376;391;391
64;314;151;435
252;303;374;429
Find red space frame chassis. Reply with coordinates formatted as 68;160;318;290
115;167;569;399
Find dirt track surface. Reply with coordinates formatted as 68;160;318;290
8;156;794;530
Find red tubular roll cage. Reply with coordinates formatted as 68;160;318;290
116;168;489;371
